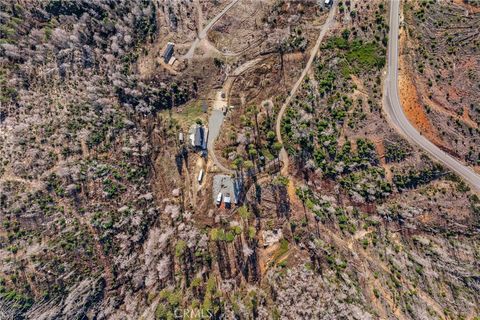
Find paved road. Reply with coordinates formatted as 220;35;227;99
385;0;480;191
182;0;242;60
275;3;337;174
208;109;234;174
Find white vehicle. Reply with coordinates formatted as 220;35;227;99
216;192;223;205
224;193;231;208
197;169;204;183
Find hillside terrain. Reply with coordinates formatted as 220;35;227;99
0;0;479;319
401;0;480;170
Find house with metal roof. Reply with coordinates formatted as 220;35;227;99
189;124;207;149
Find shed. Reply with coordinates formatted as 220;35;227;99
162;42;175;63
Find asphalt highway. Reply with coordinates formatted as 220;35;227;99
385;0;480;191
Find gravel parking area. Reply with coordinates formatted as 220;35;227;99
212;174;240;204
207;109;224;150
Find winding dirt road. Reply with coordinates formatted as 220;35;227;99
275;3;338;175
182;0;242;60
207;58;263;174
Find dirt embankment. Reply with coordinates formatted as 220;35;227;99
398;24;446;149
398;60;443;147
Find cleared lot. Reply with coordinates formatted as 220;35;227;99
212;174;242;205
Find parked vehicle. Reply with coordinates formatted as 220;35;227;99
216;192;223;205
224;193;231;208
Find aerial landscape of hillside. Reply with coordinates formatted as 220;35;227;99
0;0;479;319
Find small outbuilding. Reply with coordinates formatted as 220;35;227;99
162;42;175;63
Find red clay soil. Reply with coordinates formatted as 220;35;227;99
398;56;444;148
